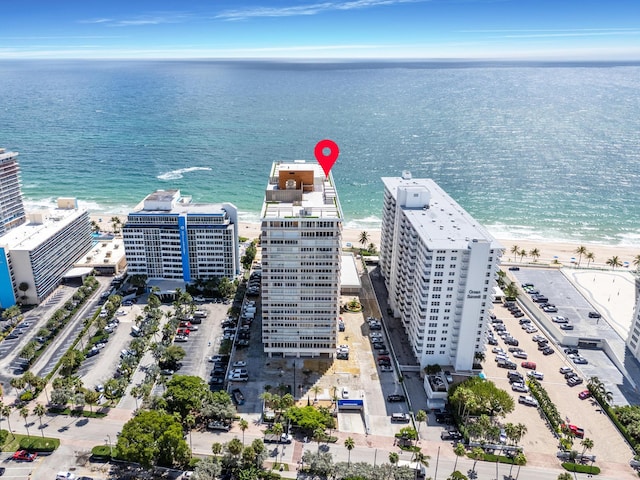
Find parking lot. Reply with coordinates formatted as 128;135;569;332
484;301;635;467
510;268;640;406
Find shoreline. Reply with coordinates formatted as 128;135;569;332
91;213;638;270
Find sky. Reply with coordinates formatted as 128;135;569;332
1;0;639;60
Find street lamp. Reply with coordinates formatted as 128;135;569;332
105;434;113;458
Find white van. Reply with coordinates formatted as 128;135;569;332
131;325;141;337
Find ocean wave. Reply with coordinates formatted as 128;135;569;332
157;167;212;181
343;216;382;230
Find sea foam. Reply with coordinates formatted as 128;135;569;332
157;167;212;181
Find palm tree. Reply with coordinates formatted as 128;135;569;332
586;251;595;267
110;216;122;234
344;436;355;466
513;452;527;479
518;248;527;262
389;451;399;469
212;442;223;456
529;248;540;262
19;406;30;437
606;255;622;270
359;231;369;248
557;473;573;480
580;437;594;457
415;409;427;436
239;418;249;446
469;446;485;473
413;451;431;477
312;385;322;401
510;244;520;262
634;254;640;272
312;426;324;452
513;423;527;445
575;245;587;267
1;404;13;439
33;403;46;438
453;442;467;472
185;414;196;454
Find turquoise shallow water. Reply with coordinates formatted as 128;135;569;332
1;60;639;245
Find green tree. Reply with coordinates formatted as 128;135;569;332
586;251;595;267
513;452;527;479
84;389;100;414
557;473;573;480
415;409;427;436
212;442;223;456
518;248;527;262
1;404;14;439
185;413;196;454
19;406;30;437
503;282;519;300
193;456;222;480
33;403;46;438
448;472;468;480
469;446;485;473
510;244;519;262
217;277;234;299
359;231;370;247
239;418;249;446
389;451;399;468
116;410;190;469
453;442;466;472
606;255;622;270
580;437;594;457
163;375;208;420
529;248;540;262
160;345;186;370
575;245;587;266
344;436;355;466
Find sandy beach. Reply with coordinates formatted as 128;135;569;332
92;214;638;270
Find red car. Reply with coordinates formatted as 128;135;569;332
578;389;591;400
12;450;37;461
562;423;585;438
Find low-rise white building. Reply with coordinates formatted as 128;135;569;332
380;172;502;371
0;198;92;306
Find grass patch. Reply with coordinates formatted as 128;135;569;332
483;453;521;464
1;432;27;452
47;406;107;418
271;462;289;471
19;436;60;452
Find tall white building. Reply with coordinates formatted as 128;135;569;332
123;190;239;282
627;283;640;362
0;198;92;307
0;148;27;235
260;161;343;357
380;172;502;371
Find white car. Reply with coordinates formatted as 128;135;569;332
528;371;544;380
232;361;247;368
342;387;349;398
228;374;249;382
380;365;393;372
56;473;75;480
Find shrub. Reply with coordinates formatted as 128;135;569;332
91;445;113;458
20;391;34;402
562;462;600;475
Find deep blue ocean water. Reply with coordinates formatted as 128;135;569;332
1;60;639;245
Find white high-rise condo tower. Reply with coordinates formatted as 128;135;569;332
260;161;343;357
380;171;502;371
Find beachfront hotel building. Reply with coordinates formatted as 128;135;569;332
260;161;343;357
627;291;640;362
0;148;27;235
122;190;239;283
380;172;502;372
0;198;92;307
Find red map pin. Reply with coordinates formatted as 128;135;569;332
314;139;339;178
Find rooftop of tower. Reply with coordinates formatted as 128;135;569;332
261;161;343;220
382;175;502;250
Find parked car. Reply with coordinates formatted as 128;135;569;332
588;311;601;319
521;361;537;370
387;394;406;402
528;371;544;380
542;347;555;355
511;382;529;393
12;450;37;462
559;366;573;375
518;395;538;407
578;389;591;400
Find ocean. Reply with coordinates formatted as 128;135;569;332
1;60;639;245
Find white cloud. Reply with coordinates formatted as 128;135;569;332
216;0;420;21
